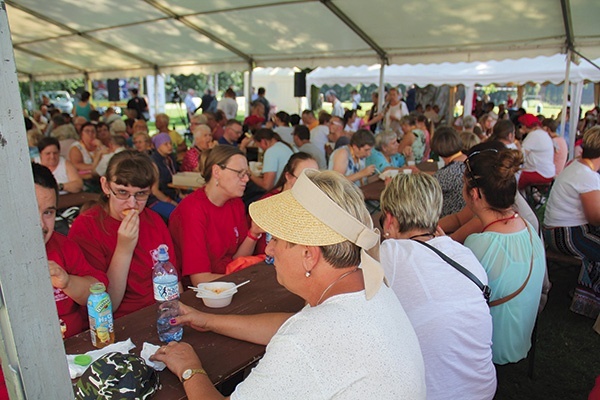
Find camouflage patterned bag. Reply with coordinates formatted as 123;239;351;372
74;352;160;399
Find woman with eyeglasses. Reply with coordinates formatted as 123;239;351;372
462;148;546;365
69;150;179;318
169;145;263;286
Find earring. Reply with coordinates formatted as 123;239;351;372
384;232;390;237
305;271;311;278
215;179;219;187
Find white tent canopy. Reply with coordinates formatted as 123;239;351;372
6;0;600;81
307;55;600;88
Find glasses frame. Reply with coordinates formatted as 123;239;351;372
108;184;151;201
219;165;251;179
464;149;499;199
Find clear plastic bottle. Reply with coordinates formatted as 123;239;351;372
87;282;115;348
152;244;183;342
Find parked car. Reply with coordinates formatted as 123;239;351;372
40;90;74;114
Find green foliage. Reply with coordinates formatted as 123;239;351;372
18;78;84;108
165;72;244;101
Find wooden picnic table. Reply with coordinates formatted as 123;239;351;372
64;263;304;399
57;192;100;210
361;160;439;201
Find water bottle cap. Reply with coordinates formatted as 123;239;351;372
155;244;169;262
89;282;106;294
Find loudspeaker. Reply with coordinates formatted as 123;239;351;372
107;79;120;102
294;72;306;97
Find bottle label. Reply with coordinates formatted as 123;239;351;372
154;277;179;301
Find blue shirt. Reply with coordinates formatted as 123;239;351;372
263;141;294;182
365;148;405;171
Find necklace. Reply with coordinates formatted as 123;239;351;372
482;213;519;232
408;232;434;241
581;158;595;171
317;267;359;305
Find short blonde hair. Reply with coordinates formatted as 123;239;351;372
582;126;600;158
374;131;398;151
192;124;211;140
311;171;372;269
380;173;442;233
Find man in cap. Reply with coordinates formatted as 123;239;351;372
151;170;426;399
518;113;556;190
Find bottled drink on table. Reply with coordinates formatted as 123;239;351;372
152;244;183;342
87;282;115;348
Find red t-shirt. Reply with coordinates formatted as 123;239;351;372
169;187;248;277
69;205;178;319
46;232;108;338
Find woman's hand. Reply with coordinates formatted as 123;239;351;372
172;303;212;332
117;209;140;250
249;220;265;238
150;341;203;380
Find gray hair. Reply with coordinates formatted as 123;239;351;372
374;131;398;151
192;124;211;140
463;115;476;130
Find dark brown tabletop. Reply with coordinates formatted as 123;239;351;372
64;263;304;399
361;161;439;201
57;192;100;210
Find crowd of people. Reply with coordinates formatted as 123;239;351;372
20;84;600;399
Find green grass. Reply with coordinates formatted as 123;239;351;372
494;260;599;399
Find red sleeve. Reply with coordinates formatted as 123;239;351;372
59;234;109;286
68;210;112;273
170;198;212;276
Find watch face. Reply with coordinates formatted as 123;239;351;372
182;369;192;380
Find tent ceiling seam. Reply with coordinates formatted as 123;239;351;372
5;0;155;67
141;0;253;65
319;0;388;64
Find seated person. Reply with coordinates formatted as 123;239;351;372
462;148;546;364
365;130;405;172
32;162;107;338
148;133;180;220
328;129;376;186
68;122;108;180
517;114;555;190
544;126;600;319
291;125;327;170
169;146;263;285
431;126;467;217
155;113;187;163
181;124;213;172
250;128;295;191
380;172;496;400
95;135;127;177
69;151;178;319
399;115;427;163
36;137;83;194
541;118;568;176
132;132;152;155
152;170;426;399
217;119;251;153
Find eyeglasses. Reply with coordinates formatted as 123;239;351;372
464;149;498;199
220;165;251;179
109;185;151;201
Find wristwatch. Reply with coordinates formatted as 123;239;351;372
58;183;64;191
181;368;207;383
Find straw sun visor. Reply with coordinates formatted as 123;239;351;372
250;189;347;246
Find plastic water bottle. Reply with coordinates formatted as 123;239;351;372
87;282;115;348
264;233;274;265
152;244;183;342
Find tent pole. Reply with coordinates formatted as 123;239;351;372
154;66;159;121
464;85;475;117
516;85;524;108
0;2;75;398
378;60;385;117
247;61;254;117
448;86;456;126
28;74;35;112
214;74;219;96
560;50;572;159
569;81;583;159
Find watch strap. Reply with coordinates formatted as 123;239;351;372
181;368;207;382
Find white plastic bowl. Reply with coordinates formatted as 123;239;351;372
195;282;237;308
378;169;399;180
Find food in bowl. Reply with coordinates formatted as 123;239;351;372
195;282;237;308
378;169;399;180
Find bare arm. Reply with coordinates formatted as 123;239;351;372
190;273;224;285
449;216;483;244
250;171;276;191
106;211;139;311
439;206;474;234
581;190;600;226
48;261;99;305
177;303;293;345
63;159;84;193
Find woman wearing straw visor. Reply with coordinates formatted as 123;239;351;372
152;170;426;399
